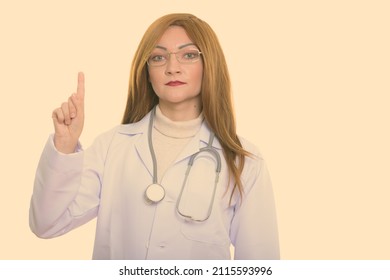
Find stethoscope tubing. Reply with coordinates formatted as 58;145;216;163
145;106;221;222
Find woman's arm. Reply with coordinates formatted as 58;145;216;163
29;135;103;238
230;153;280;260
29;72;103;238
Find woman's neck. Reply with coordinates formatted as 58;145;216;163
158;100;202;121
154;105;203;138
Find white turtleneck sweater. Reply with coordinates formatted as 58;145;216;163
153;105;204;182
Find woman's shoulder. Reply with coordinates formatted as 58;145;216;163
95;113;151;140
238;136;271;190
239;136;265;161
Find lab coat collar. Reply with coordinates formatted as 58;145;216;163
117;110;222;176
117;110;222;149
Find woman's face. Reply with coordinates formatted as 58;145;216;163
148;26;203;113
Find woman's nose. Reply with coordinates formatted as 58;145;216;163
164;54;181;75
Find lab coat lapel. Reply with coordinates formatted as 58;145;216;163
118;111;154;178
134;132;154;178
174;133;201;164
173;121;222;164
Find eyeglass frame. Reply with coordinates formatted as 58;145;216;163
146;44;203;67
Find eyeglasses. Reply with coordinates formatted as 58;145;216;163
147;48;202;67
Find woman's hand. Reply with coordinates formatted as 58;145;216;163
52;72;85;154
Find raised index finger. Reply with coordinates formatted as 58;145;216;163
71;72;85;114
77;72;85;98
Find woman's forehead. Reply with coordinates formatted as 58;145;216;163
154;43;197;51
154;26;194;50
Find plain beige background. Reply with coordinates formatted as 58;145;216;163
0;0;389;259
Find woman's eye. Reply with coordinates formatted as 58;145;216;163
183;52;199;60
151;55;165;61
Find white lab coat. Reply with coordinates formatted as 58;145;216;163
29;110;280;259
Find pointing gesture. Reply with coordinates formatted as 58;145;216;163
52;72;85;154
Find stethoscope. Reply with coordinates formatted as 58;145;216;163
144;106;222;222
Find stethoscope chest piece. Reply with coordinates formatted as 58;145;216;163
145;183;165;204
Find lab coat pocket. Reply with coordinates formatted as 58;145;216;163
180;219;229;246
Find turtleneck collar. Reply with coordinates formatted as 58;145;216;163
154;105;204;139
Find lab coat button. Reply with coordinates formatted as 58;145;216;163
159;242;166;248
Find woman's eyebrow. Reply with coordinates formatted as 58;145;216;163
155;43;196;51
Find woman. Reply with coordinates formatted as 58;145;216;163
30;13;280;260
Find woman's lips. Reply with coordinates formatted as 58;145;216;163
165;81;186;86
